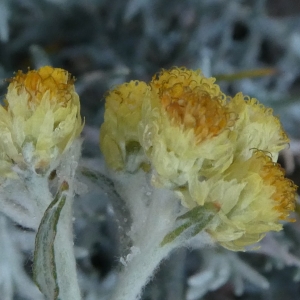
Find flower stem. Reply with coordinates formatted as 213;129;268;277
109;172;182;300
111;242;175;300
54;194;81;300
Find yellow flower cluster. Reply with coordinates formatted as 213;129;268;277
0;66;83;176
100;67;297;250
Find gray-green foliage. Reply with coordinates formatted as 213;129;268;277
1;0;300;299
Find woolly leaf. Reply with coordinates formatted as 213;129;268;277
177;203;218;222
161;204;218;246
33;181;69;300
161;222;192;246
191;212;215;237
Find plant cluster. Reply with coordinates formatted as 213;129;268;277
1;65;296;300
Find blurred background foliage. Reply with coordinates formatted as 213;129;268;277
1;0;300;299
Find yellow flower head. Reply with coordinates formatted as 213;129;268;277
0;66;83;176
100;80;150;171
151;67;235;144
207;151;297;251
229;92;289;162
140;67;236;195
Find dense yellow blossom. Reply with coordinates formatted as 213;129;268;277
0;66;83;176
139;68;236;191
100;80;150;171
100;67;297;250
149;67;234;145
207;151;297;250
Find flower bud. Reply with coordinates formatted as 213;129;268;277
100;80;150;171
0;66;83;176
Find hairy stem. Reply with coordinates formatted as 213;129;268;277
54;194;81;300
110;172;182;300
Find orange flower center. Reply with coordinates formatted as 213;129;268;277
259;154;297;220
9;66;74;105
160;83;234;144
